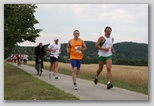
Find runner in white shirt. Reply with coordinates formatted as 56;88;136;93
94;26;116;89
23;54;28;65
46;37;61;79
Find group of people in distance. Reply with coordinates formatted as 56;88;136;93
6;51;29;66
34;26;116;90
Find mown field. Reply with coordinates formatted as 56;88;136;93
28;61;148;94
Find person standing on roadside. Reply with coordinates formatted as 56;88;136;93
46;37;61;79
66;30;87;90
34;42;46;75
94;26;116;89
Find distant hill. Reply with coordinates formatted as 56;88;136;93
112;42;148;66
11;41;148;66
113;42;148;60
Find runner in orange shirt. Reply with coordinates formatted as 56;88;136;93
66;30;87;90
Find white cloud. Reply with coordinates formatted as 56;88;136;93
19;4;148;46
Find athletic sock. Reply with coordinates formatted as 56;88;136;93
107;82;110;85
55;74;58;77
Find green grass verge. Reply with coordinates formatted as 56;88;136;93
4;63;79;100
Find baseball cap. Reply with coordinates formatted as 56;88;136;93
54;37;58;40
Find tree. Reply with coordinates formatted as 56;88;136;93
4;4;42;58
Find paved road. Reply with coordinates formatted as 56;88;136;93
15;64;148;100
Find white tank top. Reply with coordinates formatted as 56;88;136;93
98;36;113;57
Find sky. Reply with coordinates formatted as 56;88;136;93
18;4;148;46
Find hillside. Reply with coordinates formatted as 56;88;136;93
114;42;148;60
113;42;148;66
10;41;148;66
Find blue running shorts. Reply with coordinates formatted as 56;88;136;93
70;59;82;70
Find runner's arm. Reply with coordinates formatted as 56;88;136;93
111;38;116;54
95;36;104;50
46;44;56;52
66;40;71;53
59;49;61;54
81;40;87;51
95;36;109;51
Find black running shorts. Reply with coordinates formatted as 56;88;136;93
50;56;58;63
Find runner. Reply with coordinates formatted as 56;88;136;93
46;37;61;79
23;54;28;65
16;51;22;66
94;26;116;89
66;30;87;90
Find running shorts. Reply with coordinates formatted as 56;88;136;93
98;55;112;62
70;59;82;70
50;56;58;63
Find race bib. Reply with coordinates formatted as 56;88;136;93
75;46;81;53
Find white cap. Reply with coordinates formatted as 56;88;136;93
54;37;58;40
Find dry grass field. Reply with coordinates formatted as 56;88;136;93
28;61;148;85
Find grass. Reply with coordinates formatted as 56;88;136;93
27;61;148;95
4;62;79;100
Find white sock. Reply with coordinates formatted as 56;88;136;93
55;74;58;77
107;82;110;85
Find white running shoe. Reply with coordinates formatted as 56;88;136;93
73;85;78;90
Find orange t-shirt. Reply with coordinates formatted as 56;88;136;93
70;38;83;60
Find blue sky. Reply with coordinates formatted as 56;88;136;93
19;4;148;46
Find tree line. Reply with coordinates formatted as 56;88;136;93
10;41;148;66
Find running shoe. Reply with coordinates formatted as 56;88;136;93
55;76;58;79
94;77;98;85
73;85;78;90
107;83;113;89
